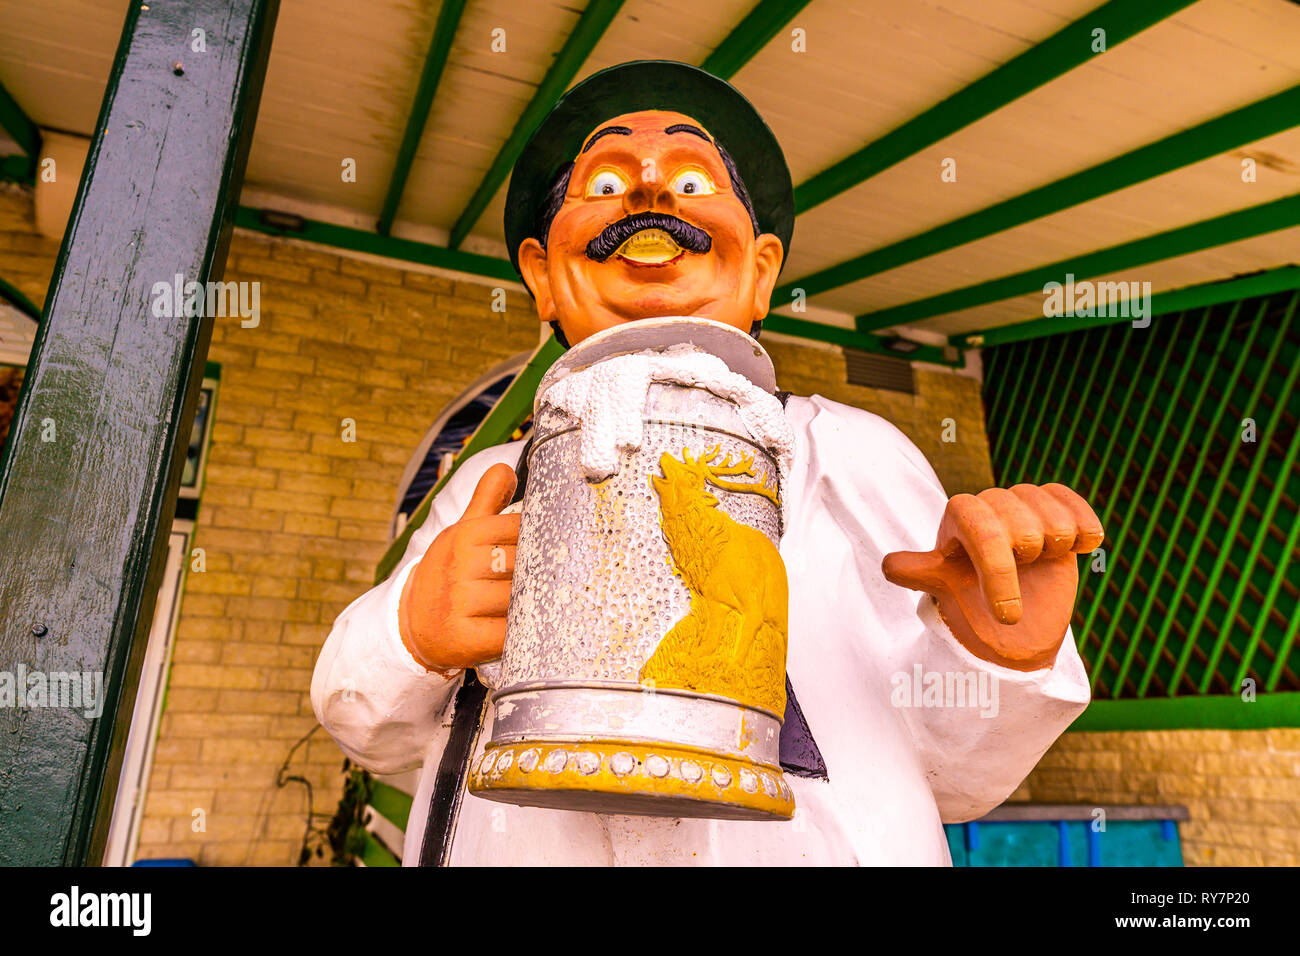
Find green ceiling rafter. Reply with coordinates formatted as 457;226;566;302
788;0;1196;217
962;266;1300;348
446;0;627;250
0;80;40;183
763;314;959;366
236;205;519;282
699;0;814;79
235;207;913;357
376;0;469;237
777;84;1300;304
853;192;1300;332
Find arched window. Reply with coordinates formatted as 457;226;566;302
391;350;534;537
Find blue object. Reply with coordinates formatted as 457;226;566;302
132;858;197;866
945;819;1183;867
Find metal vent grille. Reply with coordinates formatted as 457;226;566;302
843;348;915;393
982;290;1300;700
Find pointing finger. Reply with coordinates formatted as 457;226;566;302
882;549;950;594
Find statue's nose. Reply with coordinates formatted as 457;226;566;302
623;172;678;217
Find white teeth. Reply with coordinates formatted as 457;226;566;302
616;228;683;263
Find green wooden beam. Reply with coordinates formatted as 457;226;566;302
447;0;626;250
961;266;1300;348
236;207;888;356
854;192;1300;332
236;205;519;283
1068;691;1300;731
700;0;814;79
0;0;278;866
0;273;40;321
376;334;567;583
790;0;1195;216
778;84;1300;305
376;0;469;237
763;314;959;366
0;80;40;158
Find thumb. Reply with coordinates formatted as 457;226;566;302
882;549;951;594
458;462;518;521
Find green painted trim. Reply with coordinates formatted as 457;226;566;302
1069;692;1300;731
779;84;1300;304
367;780;413;831
961;266;1300;347
763;314;959;366
235;207;878;354
375;334;567;583
360;830;401;867
235;206;519;283
0;0;279;866
376;0;469;236
700;0;813;79
0;80;40;157
0;274;40;320
447;0;627;249
856;193;1300;332
790;0;1195;216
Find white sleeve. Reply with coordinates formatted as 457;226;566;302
794;395;1090;822
310;441;526;774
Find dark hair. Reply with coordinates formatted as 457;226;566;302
529;135;765;346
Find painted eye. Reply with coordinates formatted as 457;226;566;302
586;169;628;197
670;168;716;196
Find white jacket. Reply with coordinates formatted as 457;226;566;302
312;394;1089;865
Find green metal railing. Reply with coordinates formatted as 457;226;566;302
983;290;1300;716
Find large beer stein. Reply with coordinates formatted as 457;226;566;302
468;317;794;820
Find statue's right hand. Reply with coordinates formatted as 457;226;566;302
398;463;519;674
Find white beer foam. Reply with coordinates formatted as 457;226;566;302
541;344;795;525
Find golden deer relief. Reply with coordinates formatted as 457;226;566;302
640;445;789;716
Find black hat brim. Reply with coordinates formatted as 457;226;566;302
503;60;794;277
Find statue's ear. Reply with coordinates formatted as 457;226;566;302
517;238;555;324
751;234;784;322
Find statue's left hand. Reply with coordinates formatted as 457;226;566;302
882;484;1104;671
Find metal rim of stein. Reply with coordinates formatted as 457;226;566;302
469;318;795;821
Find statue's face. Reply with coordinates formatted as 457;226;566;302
517;110;784;346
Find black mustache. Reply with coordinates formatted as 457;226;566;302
585;212;713;262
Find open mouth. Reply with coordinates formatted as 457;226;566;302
615;228;685;265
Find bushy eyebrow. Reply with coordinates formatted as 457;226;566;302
581;125;633;153
665;123;711;143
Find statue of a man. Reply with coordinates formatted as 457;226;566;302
313;61;1103;865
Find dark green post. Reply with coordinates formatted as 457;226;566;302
0;0;278;865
